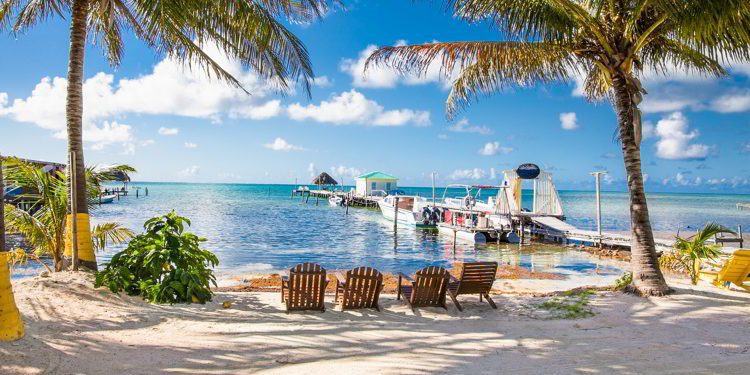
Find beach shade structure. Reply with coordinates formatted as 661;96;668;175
281;263;329;312
397;266;450;311
311;172;338;186
0;155;25;341
334;267;384;311
447;262;499;311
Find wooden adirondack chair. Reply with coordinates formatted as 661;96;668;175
699;249;750;291
397;266;450;311
281;262;329;312
334;266;384;311
447;262;498;311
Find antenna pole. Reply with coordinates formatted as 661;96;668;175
590;171;608;248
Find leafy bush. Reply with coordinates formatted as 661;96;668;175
613;272;633;290
95;211;218;304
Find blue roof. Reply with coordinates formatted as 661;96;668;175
357;171;398;180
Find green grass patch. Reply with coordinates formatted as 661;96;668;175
535;289;595;319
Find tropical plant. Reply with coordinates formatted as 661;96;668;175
366;1;750;296
0;0;336;271
95;211;219;304
659;223;734;285
2;158;134;271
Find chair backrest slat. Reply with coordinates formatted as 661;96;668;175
410;266;449;307
342;266;383;309
455;262;498;295
287;262;327;311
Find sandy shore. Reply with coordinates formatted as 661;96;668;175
2;271;750;374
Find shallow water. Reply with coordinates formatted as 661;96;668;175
12;183;749;280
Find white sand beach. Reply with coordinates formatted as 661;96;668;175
2;272;749;374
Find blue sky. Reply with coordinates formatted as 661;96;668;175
1;1;749;193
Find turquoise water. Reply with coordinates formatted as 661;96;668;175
73;183;745;279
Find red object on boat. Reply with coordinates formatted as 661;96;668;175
443;210;452;223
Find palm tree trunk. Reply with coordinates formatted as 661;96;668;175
612;74;671;296
64;0;97;271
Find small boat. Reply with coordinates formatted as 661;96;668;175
377;195;438;228
329;196;343;206
99;194;117;204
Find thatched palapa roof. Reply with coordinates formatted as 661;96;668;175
312;172;338;185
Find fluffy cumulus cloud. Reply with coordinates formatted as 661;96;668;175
447;118;491;134
340;41;460;89
559;112;579;130
710;90;750;113
263;137;305;152
287;89;430;127
330;165;362;179
448;168;486;180
478;141;512;156
0;43;285;152
652;112;711;160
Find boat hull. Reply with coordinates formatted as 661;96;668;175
437;224;487;244
377;200;434;228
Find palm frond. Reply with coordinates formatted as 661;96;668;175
368;41;580;118
91;222;134;252
639;38;726;79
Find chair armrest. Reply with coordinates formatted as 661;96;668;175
333;271;347;285
449;274;460;283
281;274;289;286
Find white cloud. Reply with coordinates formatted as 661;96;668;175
158;127;179;136
447;118;491;134
710;91;750;113
489;167;497;180
140;139;155;147
330;165;362;179
307;162;317;177
263;137;305;152
559;112;579;130
179;165;200;177
653;112;711;160
340;42;459;89
478;141;512;156
662;172;704;187
0;43;285;152
437;133;449;140
742;142;750;154
448;168;486;180
184;142;198;148
312;76;332;87
84;121;134;151
287;89;430;127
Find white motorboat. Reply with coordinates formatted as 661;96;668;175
99;194;117;204
328;196;343;206
377;195;437;228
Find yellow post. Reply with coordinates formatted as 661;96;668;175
64;213;96;271
0;155;25;341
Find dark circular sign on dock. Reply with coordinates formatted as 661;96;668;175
516;163;541;179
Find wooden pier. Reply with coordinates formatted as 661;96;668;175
291;189;379;208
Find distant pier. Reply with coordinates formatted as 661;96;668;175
291;188;379;208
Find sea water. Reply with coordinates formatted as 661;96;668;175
55;183;744;281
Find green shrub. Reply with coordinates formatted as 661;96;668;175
95;211;219;304
536;289;595;319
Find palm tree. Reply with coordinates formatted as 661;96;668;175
3;158;134;271
366;0;750;296
1;0;335;271
660;223;735;285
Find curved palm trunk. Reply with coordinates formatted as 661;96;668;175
612;75;671;296
0;155;26;341
64;0;97;271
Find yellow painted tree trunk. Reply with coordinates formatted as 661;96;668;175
0;155;25;341
63;0;97;271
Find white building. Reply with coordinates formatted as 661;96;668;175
355;171;398;196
